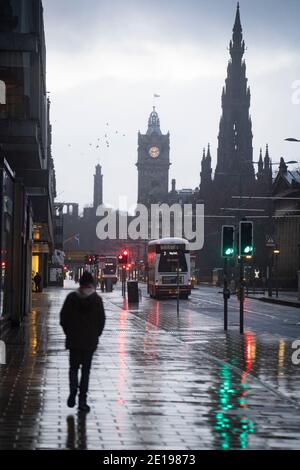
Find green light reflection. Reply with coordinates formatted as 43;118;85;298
214;364;255;450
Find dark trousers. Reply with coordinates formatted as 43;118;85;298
69;349;94;403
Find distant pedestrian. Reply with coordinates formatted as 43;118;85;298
33;272;42;292
60;271;105;412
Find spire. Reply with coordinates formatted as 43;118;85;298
147;106;162;135
233;2;242;34
93;163;103;208
200;144;212;188
215;2;254;191
230;2;245;62
258;148;263;174
206;143;212;162
279;157;288;174
264;144;270;169
201;148;206;175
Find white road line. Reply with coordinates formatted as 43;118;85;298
189;293;286;319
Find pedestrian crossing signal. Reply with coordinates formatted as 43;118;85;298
221;226;235;258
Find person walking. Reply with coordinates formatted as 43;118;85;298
33;272;42;292
60;271;105;412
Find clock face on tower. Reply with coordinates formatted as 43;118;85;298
149;146;160;159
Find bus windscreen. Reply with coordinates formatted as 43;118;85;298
103;258;116;275
158;250;188;273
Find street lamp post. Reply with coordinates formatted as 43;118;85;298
267;166;273;298
273;248;280;298
177;258;180;316
298;243;300;301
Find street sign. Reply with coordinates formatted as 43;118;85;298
266;235;275;247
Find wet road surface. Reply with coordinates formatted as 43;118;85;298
0;282;299;450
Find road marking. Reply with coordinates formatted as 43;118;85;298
189;293;283;319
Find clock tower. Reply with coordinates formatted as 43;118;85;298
136;107;170;205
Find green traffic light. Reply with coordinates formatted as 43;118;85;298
222;226;235;258
239;221;254;257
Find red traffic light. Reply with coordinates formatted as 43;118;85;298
118;249;129;265
122;249;128;264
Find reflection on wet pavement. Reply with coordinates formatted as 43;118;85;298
0;285;299;450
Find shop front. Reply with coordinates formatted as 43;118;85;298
0;157;14;320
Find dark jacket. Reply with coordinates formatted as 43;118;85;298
34;273;41;285
60;288;105;351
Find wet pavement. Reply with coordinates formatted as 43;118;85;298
0;282;300;450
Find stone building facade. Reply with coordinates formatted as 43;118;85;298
0;0;56;326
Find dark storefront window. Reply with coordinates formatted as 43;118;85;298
0;163;14;318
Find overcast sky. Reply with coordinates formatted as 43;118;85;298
43;0;300;212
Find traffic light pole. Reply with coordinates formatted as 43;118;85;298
223;257;228;331
239;256;244;334
122;267;126;297
177;258;180;316
221;225;234;331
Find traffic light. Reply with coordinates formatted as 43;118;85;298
118;249;129;266
122;249;128;265
221;225;235;258
239;221;254;257
85;255;93;265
